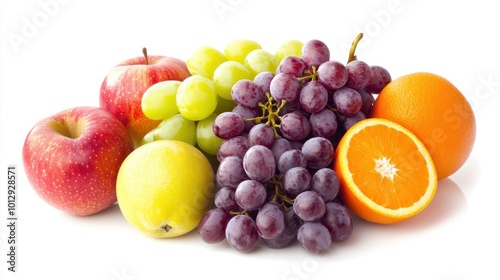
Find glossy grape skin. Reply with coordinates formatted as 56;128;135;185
297;222;332;254
224;39;262;64
301;137;334;170
310;168;340;202
365;65;392;93
216;136;250;161
187;46;228;79
141;80;180;121
282;167;311;196
293;191;326;222
196;114;224;156
248;123;275;148
225;215;259;252
277;55;305;77
256;202;286;240
213;61;252;100
278;149;307;173
242;145;276;183
214;187;239;212
301;39;330;69
317;60;348;91
309;108;338;139
153;114;196;146
213;112;245;139
345;60;373;90
264;209;302;249
232;105;259;132
332;87;363;116
216;156;248;189
343;111;366;131
235;180;267;211
244;49;279;78
321;202;353;242
269;73;301;103
253;71;275;95
231;79;265;108
299;81;329;113
176;75;218;121
198;208;231;244
280;112;311;141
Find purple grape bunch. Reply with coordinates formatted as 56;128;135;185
198;34;392;254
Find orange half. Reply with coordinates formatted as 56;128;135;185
334;118;438;224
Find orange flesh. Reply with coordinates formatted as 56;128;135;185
346;124;429;210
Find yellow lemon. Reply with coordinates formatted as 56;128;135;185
117;140;215;238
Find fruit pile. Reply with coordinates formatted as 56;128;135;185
22;32;476;255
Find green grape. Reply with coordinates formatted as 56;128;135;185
187;46;228;79
140;128;156;146
141;80;181;120
214;95;237;114
224;39;262;64
275;40;304;63
196;114;224;155
212;61;252;100
244;49;279;78
176;75;218;121
153;114;197;146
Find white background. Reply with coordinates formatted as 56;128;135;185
1;0;499;279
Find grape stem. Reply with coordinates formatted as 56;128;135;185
297;66;318;83
347;33;364;63
142;47;149;65
270;175;294;210
243;92;287;139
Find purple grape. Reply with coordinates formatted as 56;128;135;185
280;112;311;141
216;156;248;189
232;105;260;132
332;87;363;116
216;136;250;162
264;209;302;249
365;65;391;93
269;73;301;103
343;111;366;131
345;60;373;90
317;60;348;90
310;168;339;202
283;167;311;196
253;71;275;95
276;56;305;77
278;149;307;173
235;180;267;211
213;112;245;139
321;202;353;242
301;39;330;69
299;81;329;113
248;123;275;148
256;202;285;239
225;215;259;252
301;137;334;169
358;89;375;116
214;187;239;211
198;208;231;244
243;145;276;182
231;79;265;108
293;190;326;222
309;108;338;139
270;138;292;163
297;222;332;253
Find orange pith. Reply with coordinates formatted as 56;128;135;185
334;118;438;224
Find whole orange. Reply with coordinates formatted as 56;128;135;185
370;72;476;180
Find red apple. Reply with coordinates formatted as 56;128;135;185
22;106;134;216
99;48;191;148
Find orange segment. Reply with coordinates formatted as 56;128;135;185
334;118;438;224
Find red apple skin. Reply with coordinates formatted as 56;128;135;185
22;106;134;216
99;55;191;148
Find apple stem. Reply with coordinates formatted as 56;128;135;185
142;47;149;65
